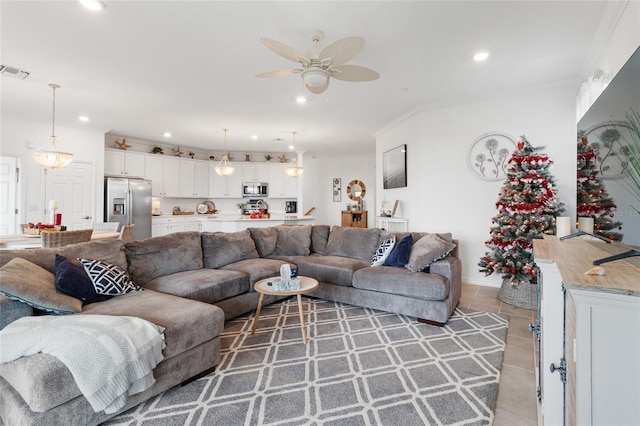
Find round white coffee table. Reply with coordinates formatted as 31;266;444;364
251;276;319;344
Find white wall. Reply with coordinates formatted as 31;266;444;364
0;115;106;226
375;83;578;287
302;152;376;227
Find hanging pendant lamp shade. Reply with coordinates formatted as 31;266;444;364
215;128;235;176
32;84;73;169
284;131;304;178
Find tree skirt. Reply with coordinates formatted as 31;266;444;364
498;278;537;309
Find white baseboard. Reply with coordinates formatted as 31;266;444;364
462;275;502;288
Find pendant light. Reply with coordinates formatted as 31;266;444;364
32;84;74;169
284;131;304;178
215;128;235;176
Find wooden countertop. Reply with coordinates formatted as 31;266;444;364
534;235;640;297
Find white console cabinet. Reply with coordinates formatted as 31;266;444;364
534;236;640;426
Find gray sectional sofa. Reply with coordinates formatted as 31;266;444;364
0;225;461;426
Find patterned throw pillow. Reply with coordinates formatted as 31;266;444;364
371;235;396;266
55;255;112;304
79;258;142;295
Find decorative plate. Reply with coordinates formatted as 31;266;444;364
467;132;517;181
197;204;208;214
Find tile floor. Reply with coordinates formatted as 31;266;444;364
460;283;538;425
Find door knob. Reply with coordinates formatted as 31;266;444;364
549;358;567;383
82;216;92;220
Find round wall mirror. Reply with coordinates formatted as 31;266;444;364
346;180;366;200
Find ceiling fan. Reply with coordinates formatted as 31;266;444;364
256;30;380;94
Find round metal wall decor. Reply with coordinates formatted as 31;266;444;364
467;132;517;181
580;121;634;179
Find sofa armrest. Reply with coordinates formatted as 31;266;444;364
430;256;462;303
0;296;33;330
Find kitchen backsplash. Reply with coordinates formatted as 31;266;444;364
153;197;296;216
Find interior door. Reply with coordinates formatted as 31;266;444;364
45;161;94;230
0;156;18;235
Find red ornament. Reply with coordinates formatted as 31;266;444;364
518;141;525;150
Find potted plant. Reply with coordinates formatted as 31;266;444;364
151;145;164;155
264;154;273;162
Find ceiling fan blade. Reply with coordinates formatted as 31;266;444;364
319;36;364;66
255;69;299;78
305;79;330;94
330;65;380;82
260;38;308;63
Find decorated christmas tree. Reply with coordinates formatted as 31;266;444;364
576;135;623;241
479;136;565;286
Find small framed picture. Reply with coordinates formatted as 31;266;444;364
333;178;341;202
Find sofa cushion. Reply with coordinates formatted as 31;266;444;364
0;239;127;275
352;266;449;301
371;235;396;267
143;269;249;305
325;226;382;261
248;226;278;257
55;255;111;304
296;255;369;287
273;225;312;256
0;258;82;314
202;230;260;269
384;234;412;267
405;234;457;272
220;258;290;286
125;232;203;285
311;225;330;255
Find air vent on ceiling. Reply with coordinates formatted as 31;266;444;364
0;64;30;80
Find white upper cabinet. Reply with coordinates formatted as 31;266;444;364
269;164;298;198
209;163;243;198
243;163;269;182
179;159;209;198
104;150;146;177
145;155;180;197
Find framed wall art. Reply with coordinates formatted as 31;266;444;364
383;144;407;189
467;132;517;181
333;178;341;202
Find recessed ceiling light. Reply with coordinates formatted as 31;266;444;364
79;0;106;11
251;134;258;140
473;51;489;62
289;144;295;150
296;96;307;104
78;116;89;122
164;132;172;138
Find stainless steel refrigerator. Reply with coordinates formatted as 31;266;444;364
104;177;152;241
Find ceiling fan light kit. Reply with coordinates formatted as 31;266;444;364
33;84;74;169
256;30;379;95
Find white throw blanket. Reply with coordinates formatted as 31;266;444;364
0;314;165;414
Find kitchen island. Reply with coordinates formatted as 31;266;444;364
200;215;315;233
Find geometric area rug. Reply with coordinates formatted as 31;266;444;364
105;298;509;426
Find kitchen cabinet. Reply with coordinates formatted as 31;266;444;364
243;163;269;182
178;159;209;198
104;150;145;177
341;210;368;228
185;217;202;232
145;155;180;197
151;216;186;237
269;164;298;198
209;163;243;198
533;236;640;426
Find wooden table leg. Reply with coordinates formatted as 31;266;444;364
297;294;308;344
251;293;265;335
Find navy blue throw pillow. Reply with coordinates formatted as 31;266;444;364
55;255;112;304
384;234;413;267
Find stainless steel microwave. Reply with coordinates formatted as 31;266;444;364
242;182;268;198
